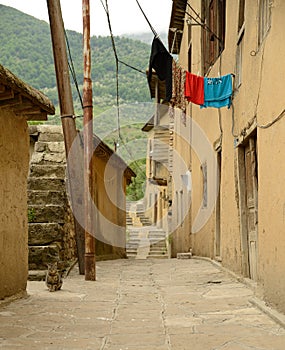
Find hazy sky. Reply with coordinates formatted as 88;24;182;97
0;0;173;36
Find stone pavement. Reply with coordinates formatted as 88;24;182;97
1;258;285;350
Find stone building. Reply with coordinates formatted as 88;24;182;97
0;64;55;300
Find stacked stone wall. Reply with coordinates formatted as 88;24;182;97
28;125;77;280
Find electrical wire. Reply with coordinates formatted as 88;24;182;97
101;0;121;139
186;2;222;44
118;59;145;75
99;0;149;140
99;0;147;178
135;0;158;37
64;30;84;109
257;108;285;129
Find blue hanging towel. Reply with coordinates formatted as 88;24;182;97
201;74;232;109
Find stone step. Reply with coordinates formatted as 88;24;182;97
148;236;166;244
29;164;66;179
127;254;137;259
126;237;139;242
28;223;63;245
149;246;167;252
28;190;66;206
28;177;66;191
126;244;139;249
28;205;65;224
149;232;166;238
149;250;167;255
147;254;168;259
37;129;64;142
34;141;65;154
30;151;66;165
150;241;167;248
28;244;60;270
28;270;46;281
148;229;166;234
126;249;137;254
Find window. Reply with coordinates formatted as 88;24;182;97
180;190;184;226
202;0;226;74
236;0;245;88
238;0;245;32
258;0;271;45
187;17;192;72
201;162;208;208
236;32;244;88
188;44;192;73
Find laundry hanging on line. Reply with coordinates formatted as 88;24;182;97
147;37;173;102
147;37;233;109
201;74;233;109
185;71;204;106
170;59;187;125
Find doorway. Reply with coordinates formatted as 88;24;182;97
238;133;258;280
215;150;221;259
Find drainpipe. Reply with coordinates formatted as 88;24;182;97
82;0;96;281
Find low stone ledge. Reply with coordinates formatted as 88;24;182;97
177;252;192;259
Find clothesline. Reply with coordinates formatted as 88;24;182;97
147;37;234;112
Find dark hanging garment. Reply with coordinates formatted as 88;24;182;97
148;37;173;102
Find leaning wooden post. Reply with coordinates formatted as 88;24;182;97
82;0;96;280
47;0;85;274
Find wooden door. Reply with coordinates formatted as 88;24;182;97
215;151;221;258
244;137;258;280
154;193;158;224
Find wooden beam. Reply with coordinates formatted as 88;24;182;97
15;107;42;115
12;101;34;112
0;94;22;108
25;112;47;121
0;89;14;101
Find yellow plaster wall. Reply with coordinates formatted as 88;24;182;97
0;110;29;299
177;0;285;310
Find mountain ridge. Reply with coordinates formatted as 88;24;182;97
0;4;162;119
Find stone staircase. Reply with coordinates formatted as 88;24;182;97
126;201;168;259
148;229;168;258
28;126;76;280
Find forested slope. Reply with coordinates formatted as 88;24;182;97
0;5;153;117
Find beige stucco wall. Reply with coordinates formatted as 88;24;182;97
91;154;127;260
258;122;285;313
0;109;29;299
175;0;285;311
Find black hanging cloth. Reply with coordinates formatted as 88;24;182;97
148;37;173;102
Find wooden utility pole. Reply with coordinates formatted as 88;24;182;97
47;0;85;274
82;0;96;280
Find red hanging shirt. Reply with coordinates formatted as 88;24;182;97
184;72;204;105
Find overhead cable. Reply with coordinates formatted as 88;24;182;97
64;30;84;109
101;0;121;139
135;0;158;37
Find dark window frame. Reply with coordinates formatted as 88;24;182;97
202;0;226;74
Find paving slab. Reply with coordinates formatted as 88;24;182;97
0;258;285;349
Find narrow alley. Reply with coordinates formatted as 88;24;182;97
1;258;285;350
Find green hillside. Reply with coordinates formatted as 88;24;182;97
0;5;153;119
0;4;158;200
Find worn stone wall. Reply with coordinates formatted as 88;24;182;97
28;125;77;278
0;110;29;299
